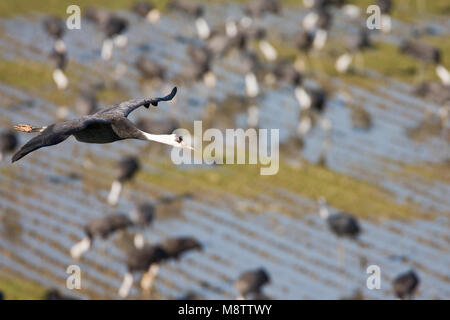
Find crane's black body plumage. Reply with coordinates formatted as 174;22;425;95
130;203;155;227
126;244;169;273
327;212;361;238
43;16;65;40
114;156;141;183
392;270;420;299
44;288;77;300
49;49;67;70
400;40;441;65
160;237;202;259
245;0;280;18
168;0;205;18
12;87;177;163
84;214;134;240
308;88;327;113
131;1;155;18
126;237;201;271
235;268;270;298
135;55;166;80
295;30;314;53
377;0;392;14
272;61;303;86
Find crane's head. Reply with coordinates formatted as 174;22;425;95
173;135;194;150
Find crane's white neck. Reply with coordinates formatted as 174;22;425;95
53;69;68;90
318;198;329;220
259;40;278;61
134;233;145;249
203;71;216;88
381;14;392;33
313;29;328;50
114;34;128;48
295;86;311;110
195;17;210;40
225;20;238;38
245;72;259;98
436;65;450;86
70;237;91;260
140;131;193;150
335;53;353;73
297;116;312;137
101;38;114;60
54;39;66;53
303;12;318;31
146;9;161;24
108;180;123;206
142;132;177;145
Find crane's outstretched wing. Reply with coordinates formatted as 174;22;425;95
106;87;177;118
12;117;108;163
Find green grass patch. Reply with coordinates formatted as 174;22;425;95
0;58;130;108
0;0;163;18
140;157;432;220
398;162;450;184
0;58;74;105
0;270;46;299
272;35;449;87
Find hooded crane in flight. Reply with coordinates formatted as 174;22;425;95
11;87;191;163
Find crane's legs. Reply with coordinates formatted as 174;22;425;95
141;264;160;296
118;272;134;298
13;124;47;133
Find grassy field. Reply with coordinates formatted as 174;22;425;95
0;270;46;299
139;158;434;220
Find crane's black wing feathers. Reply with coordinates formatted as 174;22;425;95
12;117;108;162
109;87;177;118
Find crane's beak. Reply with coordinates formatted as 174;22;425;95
175;136;194;150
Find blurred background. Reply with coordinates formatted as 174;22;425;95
0;0;449;300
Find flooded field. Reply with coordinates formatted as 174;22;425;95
0;1;449;299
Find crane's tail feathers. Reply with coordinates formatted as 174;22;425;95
147;87;177;107
12;126;69;163
13;124;46;133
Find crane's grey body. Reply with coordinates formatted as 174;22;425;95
12;87;178;162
